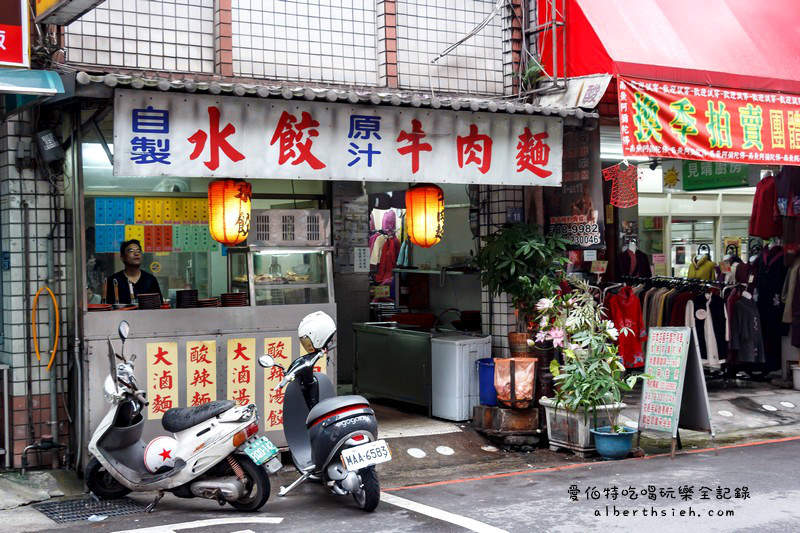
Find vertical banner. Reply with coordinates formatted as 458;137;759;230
544;127;605;249
227;338;256;407
186;340;217;406
146;342;178;420
263;337;293;431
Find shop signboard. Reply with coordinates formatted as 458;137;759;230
0;0;30;68
34;0;107;26
113;90;563;187
543;127;605;249
638;327;716;458
619;76;800;166
661;160;749;191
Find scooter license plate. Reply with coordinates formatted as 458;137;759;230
340;440;392;472
243;436;278;466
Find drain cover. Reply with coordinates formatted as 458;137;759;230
33;497;145;523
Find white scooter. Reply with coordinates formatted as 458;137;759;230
85;320;282;512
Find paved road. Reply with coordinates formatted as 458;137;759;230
26;437;800;532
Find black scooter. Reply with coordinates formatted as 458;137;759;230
258;348;390;512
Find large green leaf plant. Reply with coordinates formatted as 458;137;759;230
535;278;648;433
473;223;570;330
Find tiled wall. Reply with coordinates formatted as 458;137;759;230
396;0;504;95
0;112;71;467
232;0;379;85
66;0;215;73
479;186;524;356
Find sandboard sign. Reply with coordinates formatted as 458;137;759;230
637;327;717;458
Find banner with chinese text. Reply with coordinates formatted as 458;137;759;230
263;337;293;431
227;338;255;407
638;328;691;434
619;76;800;165
113;89;563;186
186;340;216;407
146;342;178;420
0;0;30;68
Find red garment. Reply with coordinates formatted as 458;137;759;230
749;175;782;239
375;236;400;284
669;291;698;327
608;286;647;368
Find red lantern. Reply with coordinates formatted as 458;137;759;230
208;178;252;246
405;184;444;248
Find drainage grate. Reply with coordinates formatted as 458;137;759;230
33;496;146;523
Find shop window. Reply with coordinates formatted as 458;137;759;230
670;218;716;277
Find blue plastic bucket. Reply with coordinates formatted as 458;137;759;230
477;358;497;406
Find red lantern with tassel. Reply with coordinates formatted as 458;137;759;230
208;178;252;246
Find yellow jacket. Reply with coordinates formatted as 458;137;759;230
688;255;716;281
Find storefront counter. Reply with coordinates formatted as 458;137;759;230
81;303;336;467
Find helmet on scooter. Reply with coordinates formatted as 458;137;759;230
298;311;336;353
143;436;178;473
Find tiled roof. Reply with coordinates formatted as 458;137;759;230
74;71;598;119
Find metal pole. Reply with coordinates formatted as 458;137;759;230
47;228;58;468
22;202;36;449
71;108;85;472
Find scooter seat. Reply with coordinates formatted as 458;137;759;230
162;400;236;433
306;395;370;427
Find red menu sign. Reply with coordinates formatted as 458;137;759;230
0;0;29;68
619;76;800;166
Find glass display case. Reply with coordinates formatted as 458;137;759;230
228;246;334;306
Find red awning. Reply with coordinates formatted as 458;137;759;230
550;0;800;94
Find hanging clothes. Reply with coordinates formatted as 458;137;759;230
607;286;647;368
730;296;766;364
616;249;652;279
753;246;788;371
685;293;728;368
688;255;716;281
749;174;782;239
781;256;800;324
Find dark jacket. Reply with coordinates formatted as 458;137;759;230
105;270;162;304
616;249;652;280
730;296;765;364
753;246;788;370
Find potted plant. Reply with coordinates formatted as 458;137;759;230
473;223;569;353
535;278;647;458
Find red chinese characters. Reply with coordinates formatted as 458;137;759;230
515;127;552;178
188;106;245;171
232;342;251;361
228;338;255;408
396;119;432;173
270;111;326;169
148;342;177;418
265;340;288;360
187;341;217;407
457;124;493;174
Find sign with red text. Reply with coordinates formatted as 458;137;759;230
0;1;30;68
146;342;178;420
619;76;800;165
227;338;256;407
113;90;563;186
638;328;713;444
263;337;293;431
186;340;216;407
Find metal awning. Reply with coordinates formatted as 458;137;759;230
73;71;597;120
0;69;64;96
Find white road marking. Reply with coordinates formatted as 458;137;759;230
436;445;455;456
230;530;256;533
407;447;427;458
780;401;795;408
381;492;508;533
762;404;778;412
718;410;733;417
481;445;498;452
624;420;638;428
110;517;283;533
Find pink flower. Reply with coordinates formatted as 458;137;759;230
548;328;565;348
535;331;547;343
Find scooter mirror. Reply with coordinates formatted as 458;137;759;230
118;321;130;342
258;355;275;368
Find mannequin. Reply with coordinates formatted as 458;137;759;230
688;244;716;281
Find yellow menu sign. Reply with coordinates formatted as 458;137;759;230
227;338;255;407
263;337;293;431
146;342;178;420
186;340;216;407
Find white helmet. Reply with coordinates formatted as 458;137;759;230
298;311;336;353
143;436;178;473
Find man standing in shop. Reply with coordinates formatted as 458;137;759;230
105;239;162;304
